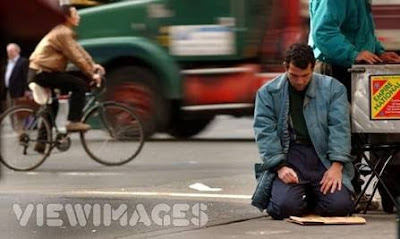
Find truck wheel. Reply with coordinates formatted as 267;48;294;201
106;66;168;137
168;117;214;139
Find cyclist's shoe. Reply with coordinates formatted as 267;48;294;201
66;122;91;132
34;142;46;154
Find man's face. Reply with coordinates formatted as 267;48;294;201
286;63;313;91
66;7;80;27
6;45;18;60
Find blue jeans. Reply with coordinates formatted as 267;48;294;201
267;143;353;220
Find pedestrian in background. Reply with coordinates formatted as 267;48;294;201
0;43;29;112
308;0;400;211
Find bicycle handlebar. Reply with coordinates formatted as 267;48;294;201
90;72;106;97
93;69;105;88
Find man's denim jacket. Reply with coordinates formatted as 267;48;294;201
251;73;354;211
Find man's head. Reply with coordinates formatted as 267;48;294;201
61;5;80;27
284;43;315;91
6;43;20;60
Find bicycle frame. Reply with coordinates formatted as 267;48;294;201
39;83;106;132
82;90;119;138
29;84;106;153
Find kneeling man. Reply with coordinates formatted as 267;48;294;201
252;43;354;219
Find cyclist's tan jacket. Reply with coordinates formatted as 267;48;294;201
29;24;95;78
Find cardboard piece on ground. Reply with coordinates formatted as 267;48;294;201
287;215;366;226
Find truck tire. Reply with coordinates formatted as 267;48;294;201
168;117;214;139
106;66;168;138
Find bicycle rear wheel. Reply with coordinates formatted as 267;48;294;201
80;102;144;165
0;106;52;171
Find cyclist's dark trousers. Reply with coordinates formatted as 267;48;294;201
38;97;58;142
33;71;87;121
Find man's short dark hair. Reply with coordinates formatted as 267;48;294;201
284;43;316;69
60;4;73;17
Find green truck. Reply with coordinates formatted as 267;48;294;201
75;0;306;137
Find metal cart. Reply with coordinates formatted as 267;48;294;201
350;64;400;213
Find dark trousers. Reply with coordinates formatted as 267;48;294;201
331;64;352;101
0;89;10;114
0;89;18;113
267;144;353;220
33;71;87;121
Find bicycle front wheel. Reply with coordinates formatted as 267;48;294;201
80;102;145;165
0;106;52;171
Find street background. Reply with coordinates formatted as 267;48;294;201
0;116;396;239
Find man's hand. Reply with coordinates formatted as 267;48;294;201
93;64;105;75
380;52;400;63
355;51;383;64
320;162;343;195
277;166;299;184
92;73;102;87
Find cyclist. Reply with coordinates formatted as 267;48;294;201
28;4;105;153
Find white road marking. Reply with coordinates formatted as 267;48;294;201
24;172;122;176
0;190;252;200
189;183;222;192
98;191;251;199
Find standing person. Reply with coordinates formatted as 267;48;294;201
0;43;29;112
29;4;105;132
251;43;354;219
308;0;400;100
308;0;400;210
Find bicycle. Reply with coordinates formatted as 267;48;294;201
0;79;145;171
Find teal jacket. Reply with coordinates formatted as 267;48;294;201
253;73;354;194
308;0;385;67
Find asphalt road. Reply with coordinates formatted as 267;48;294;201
0;116;264;238
0;116;396;239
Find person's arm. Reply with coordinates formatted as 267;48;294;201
375;37;386;56
56;29;95;78
327;81;351;164
375;37;400;63
311;0;359;66
253;87;286;171
75;43;106;76
320;80;351;194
